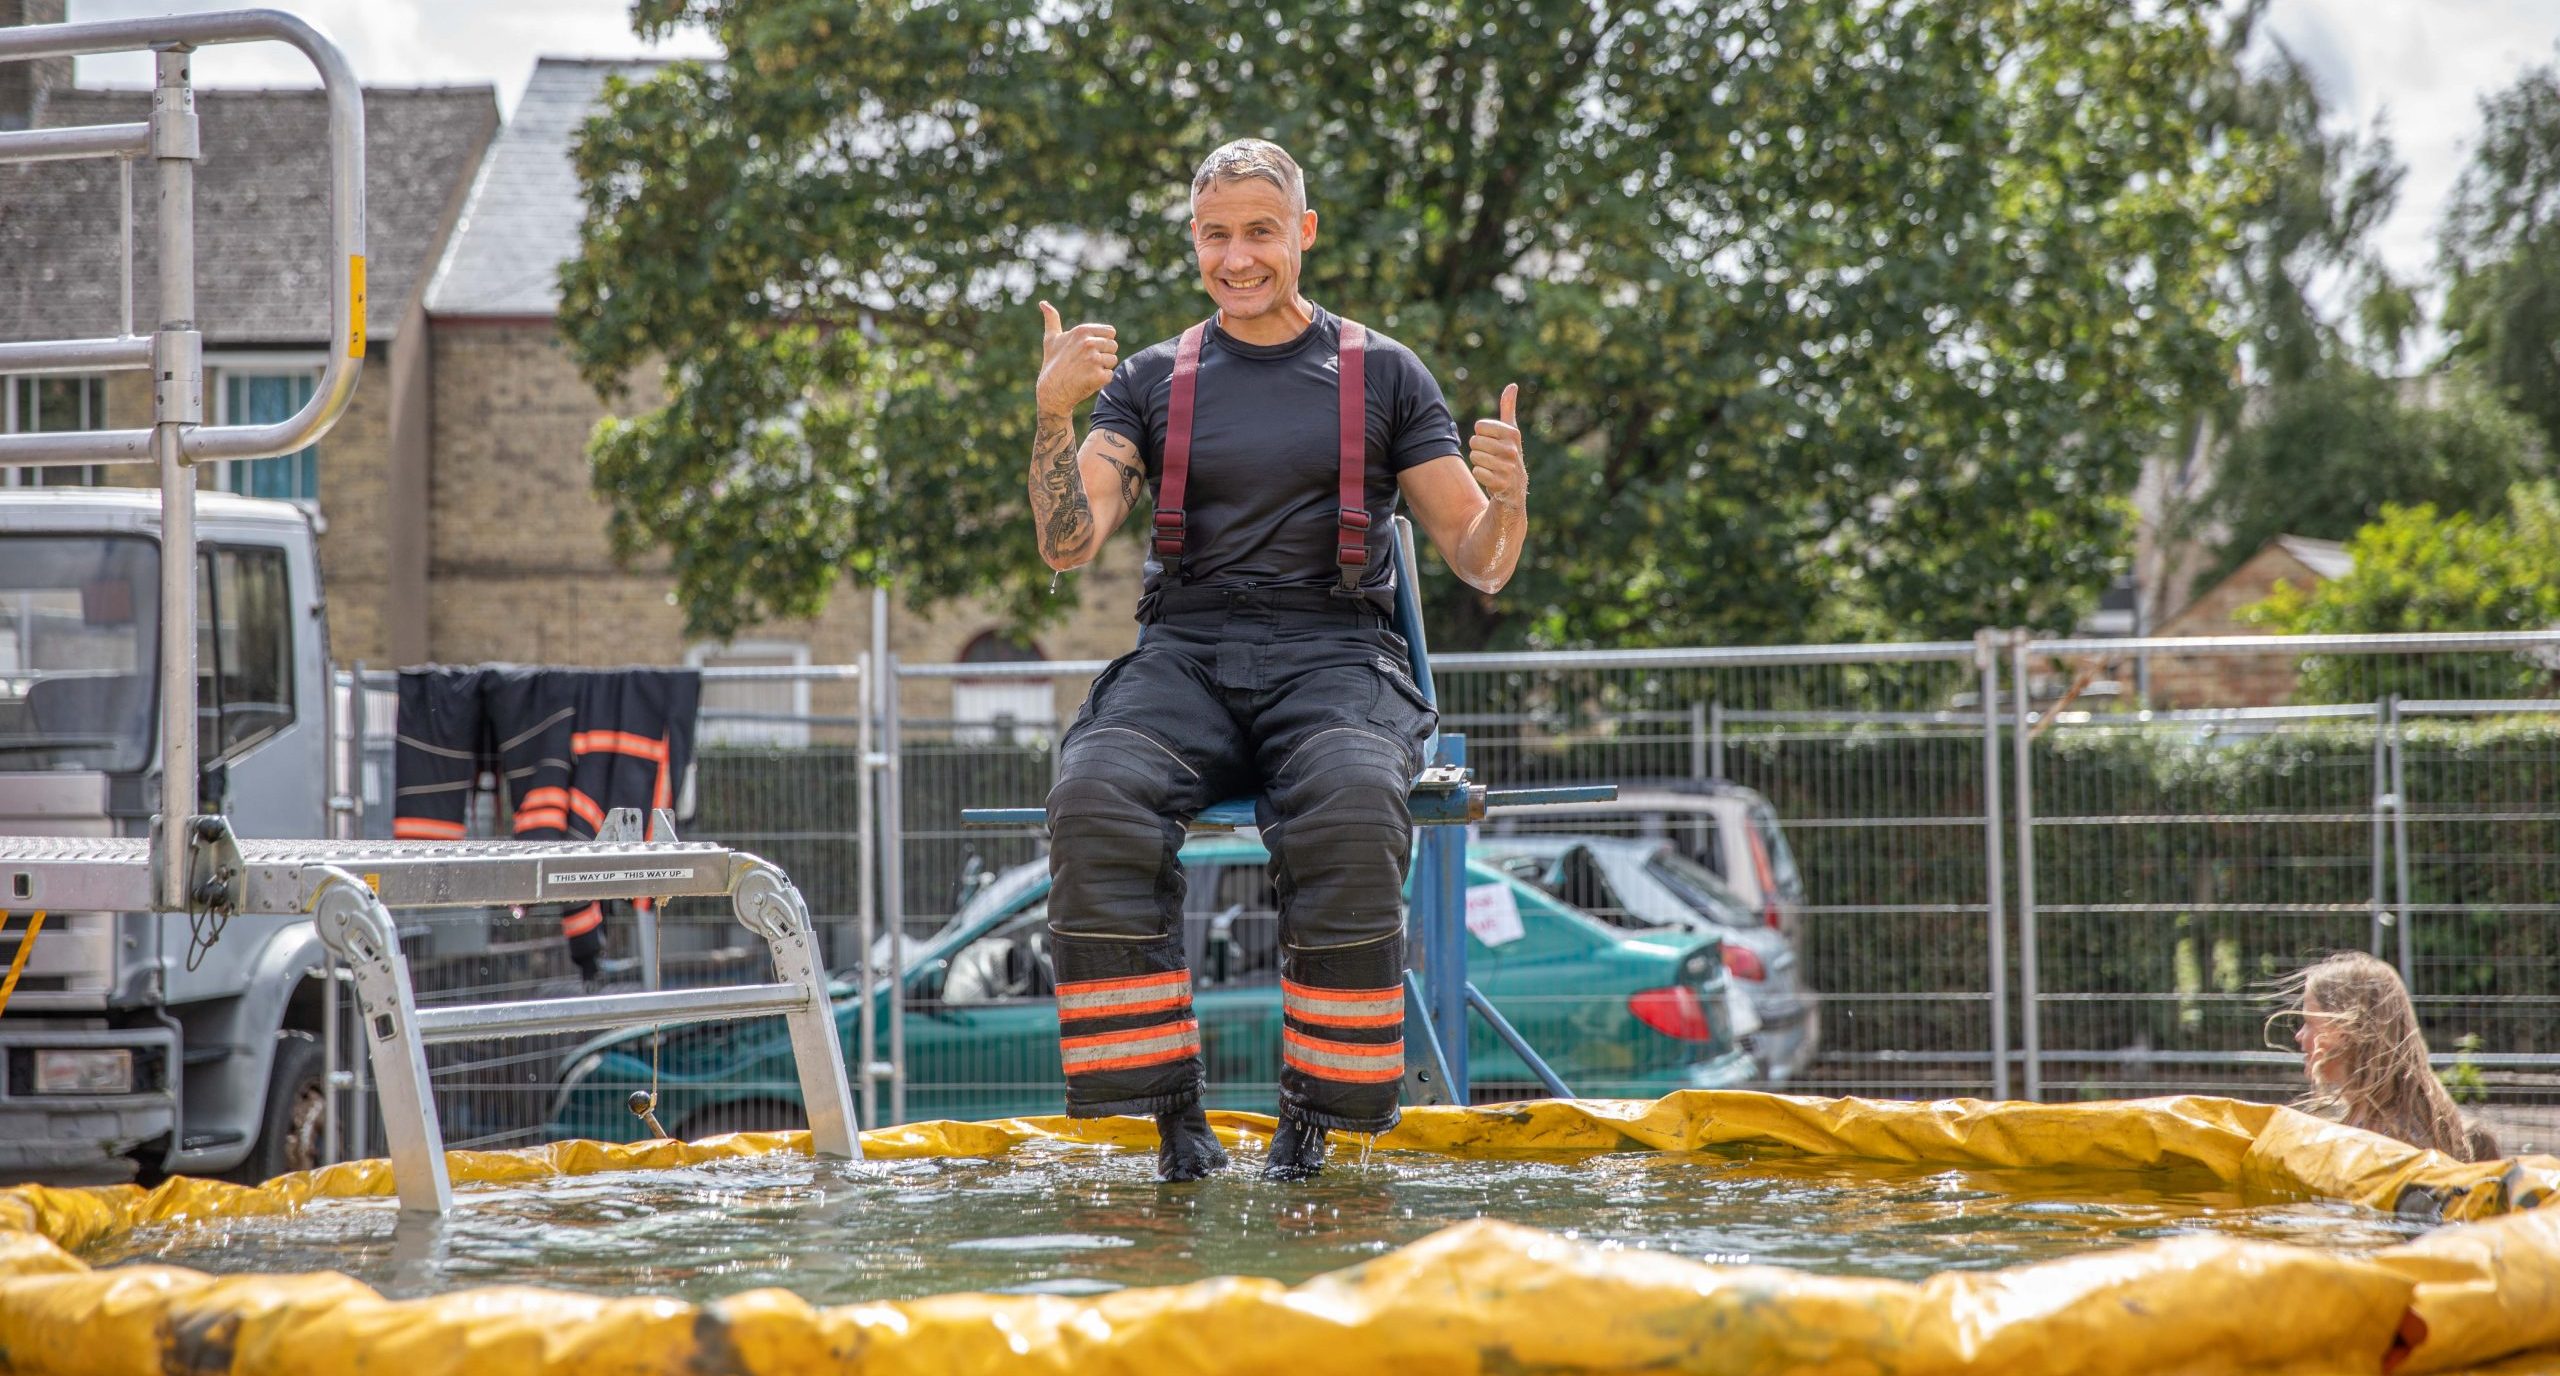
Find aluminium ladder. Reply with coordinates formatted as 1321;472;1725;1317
0;10;860;1214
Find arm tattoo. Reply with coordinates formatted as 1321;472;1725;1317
1030;413;1093;565
1093;430;1145;511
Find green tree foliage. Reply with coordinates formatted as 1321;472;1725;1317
2213;47;2406;387
563;0;2258;645
2199;366;2543;586
2171;50;2544;591
2442;60;2560;458
2245;482;2560;700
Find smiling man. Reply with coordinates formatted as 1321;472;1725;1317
1027;138;1528;1181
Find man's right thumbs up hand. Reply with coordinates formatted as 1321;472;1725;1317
1036;301;1119;416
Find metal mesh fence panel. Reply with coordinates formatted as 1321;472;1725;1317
895;720;1062;941
333;630;2560;1161
2395;702;2560;1129
2020;634;2560;1141
1434;647;2000;1097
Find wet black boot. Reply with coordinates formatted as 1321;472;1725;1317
1262;1112;1328;1181
1154;1103;1229;1182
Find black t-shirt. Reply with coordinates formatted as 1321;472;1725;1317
1091;306;1459;596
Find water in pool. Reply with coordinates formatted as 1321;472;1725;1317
82;1142;2428;1304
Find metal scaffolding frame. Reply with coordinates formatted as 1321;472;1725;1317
0;9;859;1214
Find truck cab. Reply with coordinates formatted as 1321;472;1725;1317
0;488;334;1182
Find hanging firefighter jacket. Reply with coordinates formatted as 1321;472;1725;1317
393;666;701;981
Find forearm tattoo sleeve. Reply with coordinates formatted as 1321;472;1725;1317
1031;412;1093;565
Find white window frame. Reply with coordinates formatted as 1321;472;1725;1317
0;372;109;487
206;351;328;516
951;631;1055;745
687;639;813;748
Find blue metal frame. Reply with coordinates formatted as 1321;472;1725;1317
1408;732;1470;1096
961;519;1601;1104
1466;979;1573;1098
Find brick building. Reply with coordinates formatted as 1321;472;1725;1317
3;30;1143;733
2139;535;2353;708
0;0;499;669
419;59;1143;730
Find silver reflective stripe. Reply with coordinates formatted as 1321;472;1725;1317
1057;971;1193;1019
1284;988;1400;1023
1062;1023;1201;1072
1282;1030;1403;1075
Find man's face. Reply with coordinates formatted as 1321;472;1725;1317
1191;176;1316;322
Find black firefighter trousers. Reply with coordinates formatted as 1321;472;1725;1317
1045;589;1438;1134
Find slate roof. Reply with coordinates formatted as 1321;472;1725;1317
425;59;666;318
0;85;497;346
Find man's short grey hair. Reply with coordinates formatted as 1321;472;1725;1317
1191;138;1307;218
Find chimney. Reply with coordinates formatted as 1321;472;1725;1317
0;0;72;133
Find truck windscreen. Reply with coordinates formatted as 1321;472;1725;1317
0;535;159;774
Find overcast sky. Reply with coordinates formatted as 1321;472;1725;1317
62;0;2560;303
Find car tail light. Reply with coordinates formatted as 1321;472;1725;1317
1747;830;1783;929
1629;985;1719;1041
1721;944;1765;981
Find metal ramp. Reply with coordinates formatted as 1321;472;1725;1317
0;10;861;1214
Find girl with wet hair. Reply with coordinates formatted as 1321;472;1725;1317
2275;951;2501;1162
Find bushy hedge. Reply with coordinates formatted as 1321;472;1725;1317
1726;718;2560;1058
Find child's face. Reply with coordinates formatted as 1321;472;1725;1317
2297;997;2343;1086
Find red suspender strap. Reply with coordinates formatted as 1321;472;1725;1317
1154;315;1369;588
1335;319;1370;592
1153;323;1209;572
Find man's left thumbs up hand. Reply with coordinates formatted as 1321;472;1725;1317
1469;383;1525;509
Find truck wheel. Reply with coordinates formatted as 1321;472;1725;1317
226;1031;327;1185
124;1133;174;1189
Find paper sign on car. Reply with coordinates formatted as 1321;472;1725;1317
1465;882;1526;948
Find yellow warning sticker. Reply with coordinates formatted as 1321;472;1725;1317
361;873;380;894
349;255;367;358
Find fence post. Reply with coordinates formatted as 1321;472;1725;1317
1975;630;2010;1099
854;651;878;1130
2369;696;2390;960
2387;694;2414;985
1688;700;1707;781
1415;733;1470;1096
872;586;907;1126
886;657;908;1128
1708;700;1725;780
2009;632;2041;1102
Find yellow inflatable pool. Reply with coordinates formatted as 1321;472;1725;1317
1;1092;2554;1375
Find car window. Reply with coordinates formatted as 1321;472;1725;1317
1553;847;1645;929
1182;860;1282;989
1688;814;1724;876
1751;803;1805;901
939;901;1054;1004
939;862;1049;941
1488;853;1550;883
193;544;297;760
1643;848;1759;928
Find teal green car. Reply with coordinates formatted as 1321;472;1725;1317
545;836;1757;1140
